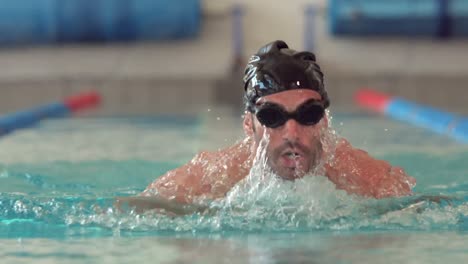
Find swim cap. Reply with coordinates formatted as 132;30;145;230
243;40;329;112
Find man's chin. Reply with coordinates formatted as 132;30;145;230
275;167;308;181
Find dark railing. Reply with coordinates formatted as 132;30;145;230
0;0;201;46
329;0;467;38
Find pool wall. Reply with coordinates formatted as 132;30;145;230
0;1;467;116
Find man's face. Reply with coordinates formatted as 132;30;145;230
245;89;326;180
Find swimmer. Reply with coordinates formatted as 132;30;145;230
116;40;416;214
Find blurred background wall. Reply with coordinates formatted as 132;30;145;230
0;0;467;116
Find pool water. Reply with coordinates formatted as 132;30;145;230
0;112;467;263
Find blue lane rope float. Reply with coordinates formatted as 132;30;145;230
0;91;101;136
355;89;468;143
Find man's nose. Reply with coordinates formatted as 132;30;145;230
282;119;301;142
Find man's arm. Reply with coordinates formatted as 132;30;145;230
116;141;252;214
141;151;219;203
325;139;416;198
114;195;211;215
115;152;222;215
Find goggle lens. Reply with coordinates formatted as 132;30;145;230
255;100;325;128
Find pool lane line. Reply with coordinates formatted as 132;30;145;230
355;88;468;143
0;91;101;137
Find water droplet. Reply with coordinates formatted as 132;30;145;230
207;109;211;112
216;117;221;121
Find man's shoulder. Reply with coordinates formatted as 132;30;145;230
145;139;253;201
192;150;217;163
192;139;252;164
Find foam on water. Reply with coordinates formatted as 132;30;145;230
1;158;466;237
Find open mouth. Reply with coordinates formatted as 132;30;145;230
285;152;301;158
280;150;306;169
282;149;304;159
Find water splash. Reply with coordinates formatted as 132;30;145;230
2;191;466;237
1;113;468;237
212;125;348;227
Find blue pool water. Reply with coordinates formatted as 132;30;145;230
0;113;467;263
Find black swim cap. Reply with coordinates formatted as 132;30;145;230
243;40;329;112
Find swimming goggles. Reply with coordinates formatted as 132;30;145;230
254;99;325;128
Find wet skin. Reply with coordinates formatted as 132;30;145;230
246;89;325;181
138;89;416;206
